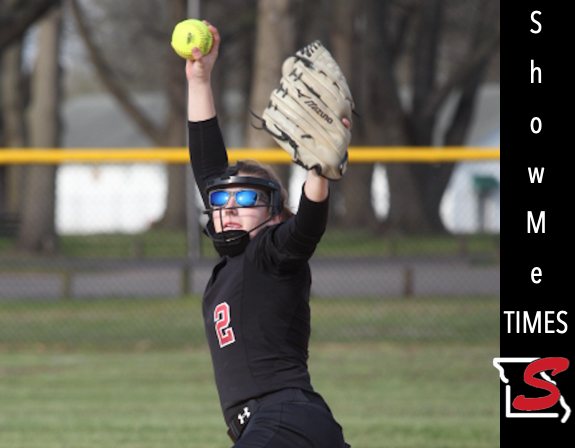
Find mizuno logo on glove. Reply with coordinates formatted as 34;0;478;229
304;100;333;124
254;40;354;180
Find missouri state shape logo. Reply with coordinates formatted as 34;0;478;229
493;357;570;423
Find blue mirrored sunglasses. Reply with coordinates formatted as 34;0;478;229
209;189;266;208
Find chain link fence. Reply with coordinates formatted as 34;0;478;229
0;158;499;349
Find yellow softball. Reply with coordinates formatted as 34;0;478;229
171;19;213;60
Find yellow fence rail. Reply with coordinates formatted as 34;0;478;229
0;147;499;164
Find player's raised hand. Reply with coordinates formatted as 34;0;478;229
186;22;220;84
186;21;219;121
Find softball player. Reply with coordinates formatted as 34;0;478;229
186;22;351;447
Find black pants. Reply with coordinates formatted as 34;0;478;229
231;389;350;448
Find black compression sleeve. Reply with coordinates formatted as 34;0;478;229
188;117;228;206
294;185;329;238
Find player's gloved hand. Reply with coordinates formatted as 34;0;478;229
252;41;355;180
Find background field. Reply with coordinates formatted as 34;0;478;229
1;230;500;261
0;296;500;448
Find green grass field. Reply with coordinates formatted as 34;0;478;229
1;229;500;261
0;296;500;448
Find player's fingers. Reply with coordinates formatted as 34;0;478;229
342;118;351;131
191;46;204;61
204;21;220;52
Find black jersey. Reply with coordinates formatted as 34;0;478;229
188;117;329;425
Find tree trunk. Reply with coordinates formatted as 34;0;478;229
0;22;27;215
337;0;392;231
17;6;62;253
205;0;257;147
245;0;296;188
159;0;188;229
0;0;61;53
384;0;499;235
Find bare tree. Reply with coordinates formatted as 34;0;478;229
204;0;258;145
245;0;295;146
1;0;61;220
17;6;63;253
70;0;188;229
0;0;28;216
0;0;61;53
384;0;499;234
332;0;499;234
244;0;298;188
330;0;380;230
161;0;188;229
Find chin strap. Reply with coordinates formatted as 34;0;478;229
206;210;279;244
203;208;281;257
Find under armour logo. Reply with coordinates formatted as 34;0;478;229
238;407;251;425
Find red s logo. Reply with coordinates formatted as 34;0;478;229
513;357;569;411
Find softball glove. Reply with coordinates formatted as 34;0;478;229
252;41;354;180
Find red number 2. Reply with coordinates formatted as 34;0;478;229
214;302;235;348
